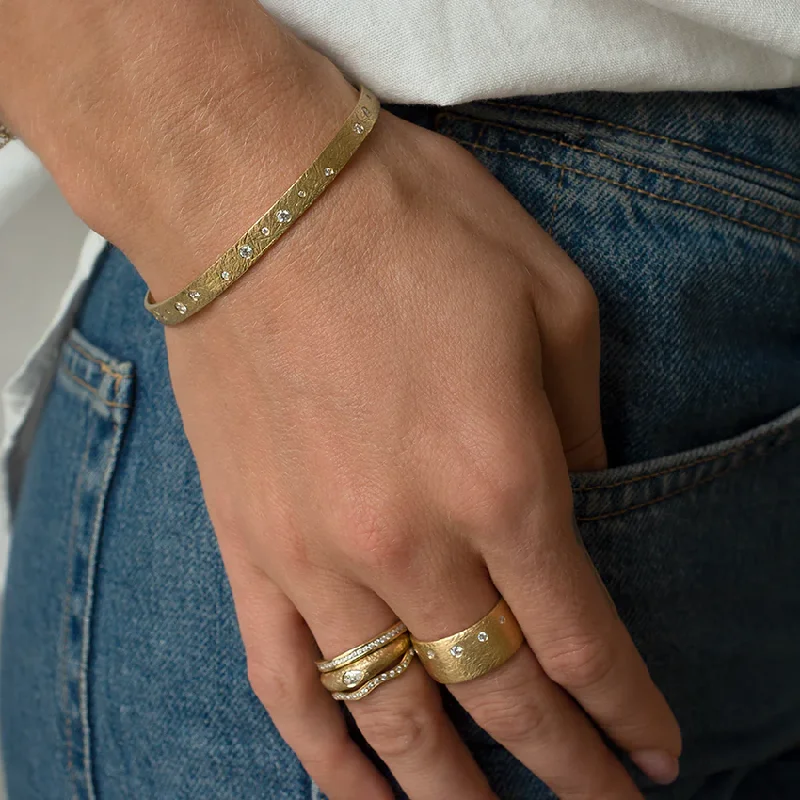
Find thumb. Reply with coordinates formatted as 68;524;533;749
529;259;607;472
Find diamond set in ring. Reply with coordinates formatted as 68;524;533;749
331;648;415;701
316;622;408;673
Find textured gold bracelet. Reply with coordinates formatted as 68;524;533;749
144;85;380;326
0;123;13;150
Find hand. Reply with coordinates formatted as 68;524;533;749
1;2;681;797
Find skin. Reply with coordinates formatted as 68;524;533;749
1;1;682;797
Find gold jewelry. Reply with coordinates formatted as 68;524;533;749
315;620;407;673
331;647;415;702
0;123;13;150
410;598;523;684
320;634;410;693
144;85;380;326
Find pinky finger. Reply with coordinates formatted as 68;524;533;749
223;551;392;800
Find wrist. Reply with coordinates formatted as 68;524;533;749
126;55;358;301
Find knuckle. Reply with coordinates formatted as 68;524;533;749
300;729;353;775
446;444;535;534
540;633;615;691
247;657;297;711
356;702;437;760
339;502;415;573
548;271;601;347
565;276;601;337
469;690;547;743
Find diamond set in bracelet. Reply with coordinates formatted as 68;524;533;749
316;622;408;672
331;648;415;701
144;86;379;325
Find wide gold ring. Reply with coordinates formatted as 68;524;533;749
410;598;523;684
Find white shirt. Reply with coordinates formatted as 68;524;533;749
2;0;800;586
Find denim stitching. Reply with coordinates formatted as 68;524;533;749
576;430;794;521
574;422;796;492
447;139;800;245
471;120;490;154
60;367;132;409
79;422;122;800
548;168;566;235
438;112;800;221
481;101;800;184
59;403;93;799
67;340;128;381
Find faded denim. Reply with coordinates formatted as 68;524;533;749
3;89;800;799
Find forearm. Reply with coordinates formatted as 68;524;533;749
0;0;357;297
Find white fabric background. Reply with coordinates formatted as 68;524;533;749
263;0;800;104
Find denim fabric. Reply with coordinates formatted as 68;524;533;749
3;89;800;799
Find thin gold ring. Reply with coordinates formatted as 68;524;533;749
320;634;410;693
330;647;415;702
315;621;407;673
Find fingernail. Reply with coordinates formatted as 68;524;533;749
631;749;680;785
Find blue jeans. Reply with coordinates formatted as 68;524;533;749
3;89;800;799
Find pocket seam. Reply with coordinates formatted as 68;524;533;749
59;367;132;410
481;100;800;186
437;110;800;222
59;402;94;797
576;428;795;522
444;137;800;245
574;422;790;493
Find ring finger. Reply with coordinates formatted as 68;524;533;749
296;575;496;800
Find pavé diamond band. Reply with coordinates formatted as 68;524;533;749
320;634;411;694
316;621;414;702
330;647;415;702
315;620;407;673
410;598;524;684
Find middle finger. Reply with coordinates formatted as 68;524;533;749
379;560;643;798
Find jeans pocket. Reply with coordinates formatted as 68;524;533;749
1;328;134;800
570;404;800;777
